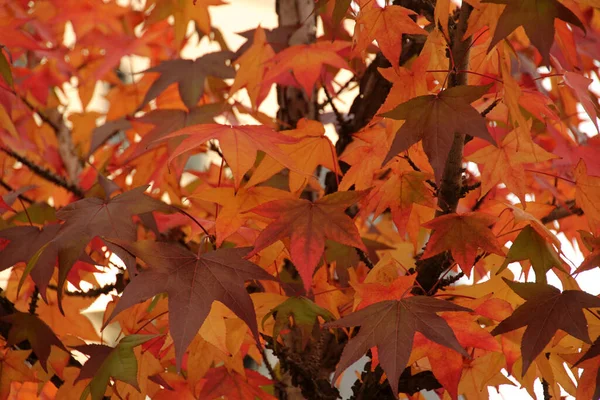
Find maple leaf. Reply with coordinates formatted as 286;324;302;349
74;334;157;400
138;52;235;110
262;296;334;349
229;26;275;109
421;212;505;277
190;185;292;246
563;71;599;133
247;191;367;292
145;0;225;42
466;126;558;204
491;278;600;376
0;224;61;274
382;84;495;183
197;367;277;400
325;296;471;394
0;348;37;400
245;119;339;192
339;125;395;191
352;4;427;69
156;123;300;189
124;104;226;162
575;160;600;233
0;312;66;372
410;313;502;399
102;241;276;368
484;0;585;65
573;337;600;400
360;157;436;237
24;185;173;305
496;225;564;283
576;231;600;273
264;41;351;96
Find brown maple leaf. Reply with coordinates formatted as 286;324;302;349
102;241;276;368
0;312;67;372
25;186;173;305
247;191;367;292
485;0;585;65
421;212;505;277
325;296;471;395
138;52;235;110
491;278;600;376
382;84;495;183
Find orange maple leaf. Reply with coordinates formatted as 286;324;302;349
467;126;557;204
353;4;427;69
411;313;501;400
157;123;300;189
575;160;600;233
197;367;277;400
229;26;275;109
360;158;436;236
0;347;37;400
246;119;339;193
145;0;225;43
191;185;292;246
264;41;351;96
339;124;396;191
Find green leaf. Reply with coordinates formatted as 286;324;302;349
0;49;13;87
75;334;157;400
496;225;564;283
262;296;334;349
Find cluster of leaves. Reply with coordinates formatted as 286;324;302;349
1;0;600;399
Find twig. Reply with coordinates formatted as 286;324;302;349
208;142;224;159
481;98;500;117
317;77;356;111
438;272;464;290
47;273;124;298
321;83;347;129
28;286;39;315
471;189;489;211
542;378;552;399
18;95;62;133
540;200;583;224
0;178;34;203
401;155;438;190
1;147;85;198
356;248;375;269
460;181;481;196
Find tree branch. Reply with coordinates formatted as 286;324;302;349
47;273;125;298
540;200;583;224
0;147;85;198
18;95;83;183
413;1;474;295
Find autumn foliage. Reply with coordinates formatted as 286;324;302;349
2;0;600;399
